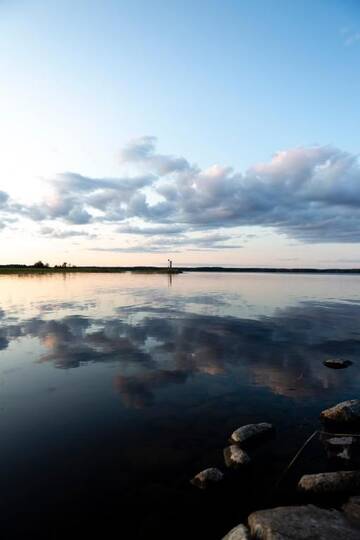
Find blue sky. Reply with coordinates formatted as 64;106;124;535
0;0;360;266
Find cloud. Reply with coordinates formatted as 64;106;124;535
0;191;9;207
118;141;360;244
120;142;360;244
23;172;155;225
0;191;22;230
39;226;96;239
2;138;360;245
120;136;193;175
1;299;359;406
117;223;187;235
92;232;242;253
12;316;153;369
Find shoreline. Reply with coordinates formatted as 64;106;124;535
0;265;360;275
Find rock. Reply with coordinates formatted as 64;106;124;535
327;436;354;446
248;504;359;539
224;445;251;468
230;423;274;445
320;399;360;424
323;359;353;369
222;524;251;540
343;496;360;527
298;470;360;496
190;467;224;489
324;436;355;460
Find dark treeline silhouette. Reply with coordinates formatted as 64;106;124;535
33;261;49;268
0;264;359;274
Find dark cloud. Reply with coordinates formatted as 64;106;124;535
117;223;187;236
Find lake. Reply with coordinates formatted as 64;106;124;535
0;272;359;538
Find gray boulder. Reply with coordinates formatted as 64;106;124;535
298;470;360;496
224;445;251;468
248;504;359;539
323;359;353;369
230;423;274;445
320;399;360;424
343;496;360;527
222;524;250;540
190;467;224;489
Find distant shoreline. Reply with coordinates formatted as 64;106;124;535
0;265;360;275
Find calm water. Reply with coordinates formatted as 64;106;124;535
0;272;359;538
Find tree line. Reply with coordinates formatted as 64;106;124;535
33;261;76;268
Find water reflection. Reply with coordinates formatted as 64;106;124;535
0;298;359;407
0;274;360;539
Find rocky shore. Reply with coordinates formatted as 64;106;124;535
190;398;360;539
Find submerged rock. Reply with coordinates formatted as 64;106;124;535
190;467;224;489
230;423;274;445
248;505;359;539
324;436;355;460
222;524;250;540
327;436;354;446
298;470;360;496
224;445;251;468
323;359;353;369
320;399;360;424
343;496;360;527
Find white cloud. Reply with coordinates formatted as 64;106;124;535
2;138;360;249
119;136;193;175
39;226;96;239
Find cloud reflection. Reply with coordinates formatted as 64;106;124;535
0;300;359;406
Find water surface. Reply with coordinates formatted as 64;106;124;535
0;272;359;538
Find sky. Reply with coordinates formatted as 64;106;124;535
0;0;360;267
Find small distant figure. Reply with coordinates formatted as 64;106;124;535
168;259;173;270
